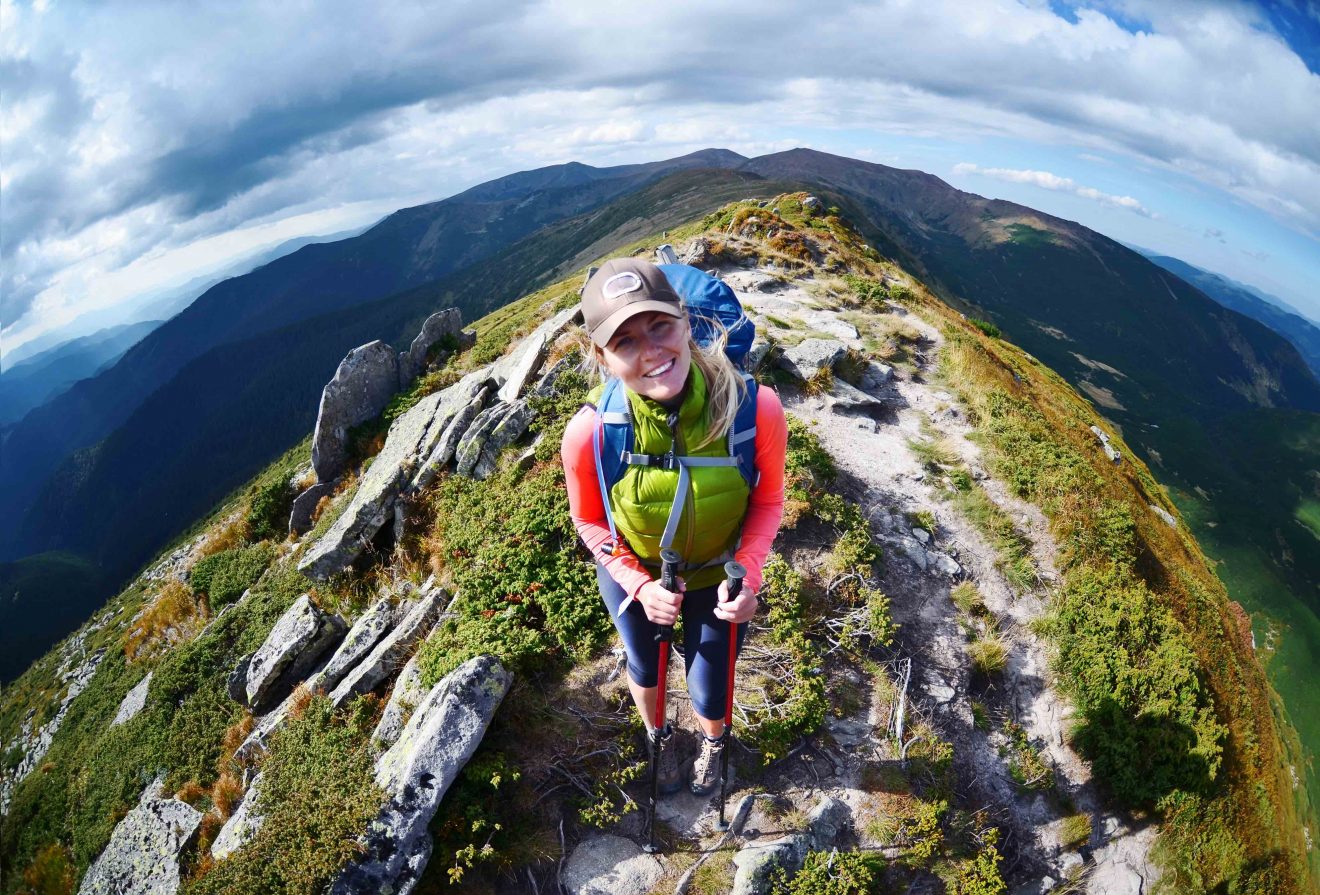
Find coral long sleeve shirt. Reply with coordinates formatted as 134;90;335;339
561;384;788;606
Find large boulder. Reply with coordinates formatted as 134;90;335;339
329;655;512;895
328;587;448;709
563;834;664;895
315;597;400;693
244;595;347;711
415;384;492;487
211;772;265;861
311;341;400;482
777;338;846;381
77;778;202;895
398;308;463;386
110;672;152;727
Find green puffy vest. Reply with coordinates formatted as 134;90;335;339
588;363;751;590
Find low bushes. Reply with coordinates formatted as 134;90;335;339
189;542;277;608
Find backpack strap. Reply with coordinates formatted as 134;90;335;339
591;377;632;556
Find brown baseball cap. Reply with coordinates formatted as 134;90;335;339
581;257;684;347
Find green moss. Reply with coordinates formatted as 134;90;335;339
189;543;277;608
183;695;383;895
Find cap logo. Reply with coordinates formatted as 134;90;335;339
602;271;643;301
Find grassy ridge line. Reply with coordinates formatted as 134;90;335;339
917;294;1312;889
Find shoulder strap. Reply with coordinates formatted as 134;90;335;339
592;377;632;554
728;373;760;488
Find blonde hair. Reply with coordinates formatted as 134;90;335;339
589;314;748;451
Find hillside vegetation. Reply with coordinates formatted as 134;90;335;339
0;196;1311;894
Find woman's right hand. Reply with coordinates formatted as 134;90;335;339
638;579;683;626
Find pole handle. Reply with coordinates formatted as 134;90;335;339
656;548;681;643
723;560;746;601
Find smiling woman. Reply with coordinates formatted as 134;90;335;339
560;257;788;802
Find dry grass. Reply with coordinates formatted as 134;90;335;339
124;580;209;663
968;636;1008;676
199;513;251;558
950;581;985;616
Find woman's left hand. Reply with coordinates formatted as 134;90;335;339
713;579;758;624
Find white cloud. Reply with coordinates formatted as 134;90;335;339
4;0;1320;350
953;163;1157;216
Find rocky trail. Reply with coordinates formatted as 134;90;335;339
561;254;1158;895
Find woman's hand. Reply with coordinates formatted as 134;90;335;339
713;579;758;624
638;578;684;626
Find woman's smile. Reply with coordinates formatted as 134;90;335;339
600;311;691;401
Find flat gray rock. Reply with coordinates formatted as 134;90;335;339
563;834;664;895
329;655;512;895
312;341;400;482
110;672;152;727
244;594;346;711
328;588;447;709
316;597;399;693
371;650;426;748
490;304;581;403
803;312;858;340
78;778;202;895
826;378;883;412
777;338;845;381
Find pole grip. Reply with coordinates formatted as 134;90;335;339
655;548;681;643
723;560;746;601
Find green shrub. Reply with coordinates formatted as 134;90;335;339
416;365;608;686
969;318;1001;339
245;476;296;544
184;695;383;895
430;750;523;886
767;850;881;895
1046;565;1225;806
752;555;828;762
952;828;1006;895
189;543;277;608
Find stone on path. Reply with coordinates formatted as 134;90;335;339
777;338;845;381
826;378;883;413
77;778;202;895
312;341;400;482
563;834;664;895
111;672;152;727
803;311;857;341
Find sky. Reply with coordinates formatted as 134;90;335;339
3;0;1319;366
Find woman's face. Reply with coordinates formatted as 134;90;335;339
598;311;691;402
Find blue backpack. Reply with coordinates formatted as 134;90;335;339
589;264;760;561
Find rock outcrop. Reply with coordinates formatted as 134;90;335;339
314;596;399;693
563;834;664;895
288;481;336;536
77;778;202;895
110;672;152;727
371;650;426;748
327;586;448;709
329;655;512;895
243;594;346;711
312;341;401;482
398;308;465;386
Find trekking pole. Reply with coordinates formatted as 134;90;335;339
644;548;682;855
716;560;746;832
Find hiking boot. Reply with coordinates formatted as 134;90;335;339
653;726;682;795
690;734;726;796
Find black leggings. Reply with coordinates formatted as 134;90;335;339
596;563;748;722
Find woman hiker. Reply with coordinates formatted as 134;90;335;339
560;256;788;797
